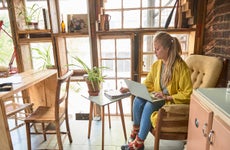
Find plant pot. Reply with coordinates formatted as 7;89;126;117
26;22;39;30
86;80;100;96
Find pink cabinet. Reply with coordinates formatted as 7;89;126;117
187;89;230;150
187;94;213;150
209;116;230;150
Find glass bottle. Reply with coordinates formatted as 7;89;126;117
61;15;66;33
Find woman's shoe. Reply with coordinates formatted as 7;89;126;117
128;125;139;143
121;136;144;150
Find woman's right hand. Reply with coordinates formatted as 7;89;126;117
120;87;129;93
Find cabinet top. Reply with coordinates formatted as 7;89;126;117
194;88;230;118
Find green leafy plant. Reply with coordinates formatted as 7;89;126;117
16;3;42;23
32;44;54;70
71;56;108;91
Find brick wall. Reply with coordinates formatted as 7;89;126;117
203;0;230;86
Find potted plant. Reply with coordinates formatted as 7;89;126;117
72;56;108;96
16;3;42;29
31;44;55;70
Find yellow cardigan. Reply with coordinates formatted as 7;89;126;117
143;59;193;127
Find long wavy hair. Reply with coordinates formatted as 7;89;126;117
154;32;182;87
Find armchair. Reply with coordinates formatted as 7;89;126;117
151;55;223;150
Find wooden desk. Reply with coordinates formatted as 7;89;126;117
82;92;128;150
0;69;57;150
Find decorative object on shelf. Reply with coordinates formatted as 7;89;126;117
71;56;108;96
42;8;50;30
67;14;88;33
61;14;66;33
16;3;42;30
100;14;111;31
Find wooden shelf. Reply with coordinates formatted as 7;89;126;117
17;29;52;42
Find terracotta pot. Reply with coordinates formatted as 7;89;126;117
86;80;100;96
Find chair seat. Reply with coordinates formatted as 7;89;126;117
152;128;188;140
25;106;65;123
5;102;33;117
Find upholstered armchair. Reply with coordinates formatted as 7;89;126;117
151;55;223;150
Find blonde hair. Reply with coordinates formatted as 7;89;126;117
154;32;182;86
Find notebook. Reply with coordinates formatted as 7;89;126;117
104;90;131;99
124;79;165;102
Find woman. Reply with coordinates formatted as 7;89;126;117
121;32;193;150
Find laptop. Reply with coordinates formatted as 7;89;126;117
124;79;165;103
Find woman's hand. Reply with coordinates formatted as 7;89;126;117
154;91;172;101
120;87;130;93
154;91;165;99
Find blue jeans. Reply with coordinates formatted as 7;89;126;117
133;97;165;140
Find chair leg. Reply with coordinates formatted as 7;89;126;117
25;122;32;150
154;136;160;150
65;114;73;143
42;123;47;141
56;125;63;150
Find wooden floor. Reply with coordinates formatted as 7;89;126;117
9;86;186;150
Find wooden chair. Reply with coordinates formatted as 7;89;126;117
151;55;223;150
1;65;33;131
24;70;73;150
5;97;34;131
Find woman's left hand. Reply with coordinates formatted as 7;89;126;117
154;91;165;99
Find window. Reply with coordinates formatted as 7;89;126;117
98;35;133;115
0;9;15;67
142;32;191;73
66;37;91;70
103;0;178;29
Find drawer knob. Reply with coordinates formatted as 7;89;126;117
195;118;199;128
208;130;214;145
202;123;208;137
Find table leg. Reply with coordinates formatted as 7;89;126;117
107;105;111;128
0;101;13;150
118;100;127;141
88;101;94;138
101;106;105;150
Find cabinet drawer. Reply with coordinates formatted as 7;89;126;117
187;94;213;150
209;116;230;150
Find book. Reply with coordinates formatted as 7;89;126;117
0;82;12;91
42;8;50;29
104;90;131;99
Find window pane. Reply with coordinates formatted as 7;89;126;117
143;35;154;52
31;42;54;70
117;60;131;77
107;11;122;29
0;10;14;66
143;54;157;72
161;8;176;28
162;0;176;6
66;37;91;69
123;0;140;8
102;59;115;78
117;39;131;58
142;33;191;72
124;10;140;28
104;0;122;9
101;39;115;58
142;9;160;28
171;34;189;51
142;0;160;7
